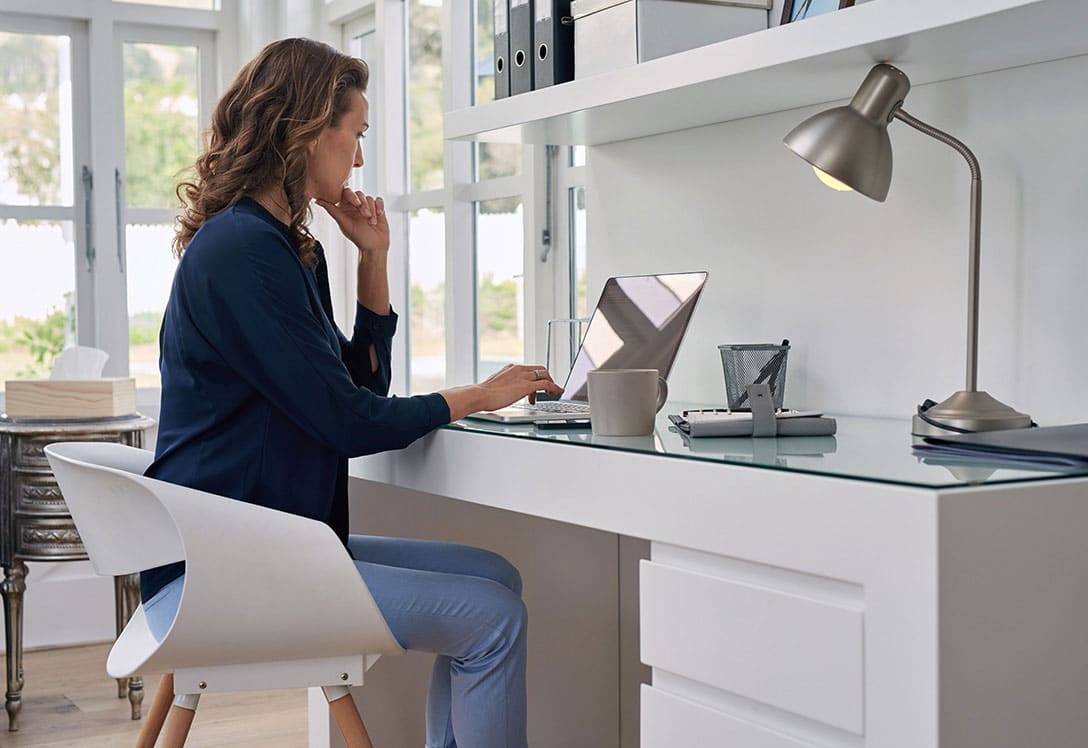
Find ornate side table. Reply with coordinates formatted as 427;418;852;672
0;413;155;731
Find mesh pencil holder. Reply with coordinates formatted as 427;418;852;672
718;341;790;410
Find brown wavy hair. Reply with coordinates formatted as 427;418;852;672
174;38;369;266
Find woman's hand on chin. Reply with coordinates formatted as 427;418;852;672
316;186;390;255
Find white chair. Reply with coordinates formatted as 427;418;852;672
45;441;403;748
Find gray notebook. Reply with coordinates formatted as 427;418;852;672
919;424;1088;467
669;410;836;438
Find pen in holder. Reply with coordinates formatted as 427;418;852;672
718;339;790;410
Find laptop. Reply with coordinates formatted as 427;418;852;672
467;271;709;423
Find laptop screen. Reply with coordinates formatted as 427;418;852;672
561;271;708;401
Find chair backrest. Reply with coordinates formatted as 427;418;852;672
46;441;403;677
46;442;182;575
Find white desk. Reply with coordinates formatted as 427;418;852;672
335;413;1088;748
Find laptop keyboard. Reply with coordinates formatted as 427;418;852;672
511;401;590;414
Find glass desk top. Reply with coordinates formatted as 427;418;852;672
446;405;1088;489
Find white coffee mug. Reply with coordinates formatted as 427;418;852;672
586;368;668;436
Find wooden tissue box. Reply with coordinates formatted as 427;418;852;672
4;378;137;419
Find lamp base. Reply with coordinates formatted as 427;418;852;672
911;390;1032;437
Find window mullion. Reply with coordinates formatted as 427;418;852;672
375;0;409;394
557;164;585;191
0;206;75;222
444;0;475;384
326;0;377;27
125;208;178;225
397;189;446;212
70;21;96;362
83;15;128;376
104;3;220;31
556;153;584;315
453;174;524;203
522;144;552;366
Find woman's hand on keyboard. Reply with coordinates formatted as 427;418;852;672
439;364;563;422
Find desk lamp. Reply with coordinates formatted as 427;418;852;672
783;63;1032;437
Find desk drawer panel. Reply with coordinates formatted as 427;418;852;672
13;472;67;515
640;560;864;733
15;432;125;468
642;686;818;748
16;517;86;560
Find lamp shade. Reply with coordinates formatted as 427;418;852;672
783;64;911;202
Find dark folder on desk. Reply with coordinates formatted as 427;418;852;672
922;424;1088;466
533;0;573;89
510;0;533;95
494;0;510;99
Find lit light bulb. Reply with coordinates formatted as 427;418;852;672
813;166;853;192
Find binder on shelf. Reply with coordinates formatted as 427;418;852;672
494;0;511;99
510;0;534;95
533;0;573;89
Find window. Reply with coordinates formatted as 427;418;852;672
1;4;218;394
401;0;450;393
408;0;444;192
409;208;447;392
570;186;587;319
347;26;378;198
326;2;587;395
475;198;524;378
121;36;207;387
0;26;84;388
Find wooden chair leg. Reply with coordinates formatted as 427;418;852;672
136;674;174;748
157;693;199;748
323;686;374;748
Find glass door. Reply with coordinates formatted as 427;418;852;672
116;24;214;388
0;19;89;388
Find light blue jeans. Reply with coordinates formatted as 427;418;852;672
143;535;528;748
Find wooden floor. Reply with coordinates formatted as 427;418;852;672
2;642;308;747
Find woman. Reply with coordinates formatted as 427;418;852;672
141;37;560;748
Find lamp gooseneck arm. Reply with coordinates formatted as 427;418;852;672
892;107;981;393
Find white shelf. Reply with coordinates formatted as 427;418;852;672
445;0;1086;146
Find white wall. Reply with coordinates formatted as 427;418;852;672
0;562;117;655
585;54;1088;424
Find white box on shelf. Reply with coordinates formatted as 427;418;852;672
571;0;769;80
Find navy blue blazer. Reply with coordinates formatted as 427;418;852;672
141;198;449;600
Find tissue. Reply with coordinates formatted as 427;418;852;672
50;345;110;380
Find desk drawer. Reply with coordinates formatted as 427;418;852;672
16;517;86;560
640;560;864;733
13;472;67;515
14;432;126;469
642;686;818;748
